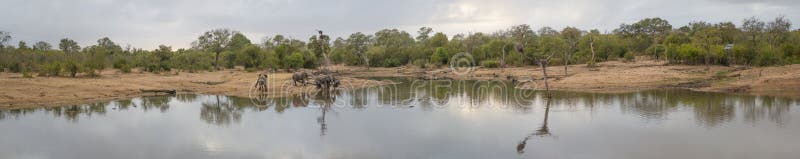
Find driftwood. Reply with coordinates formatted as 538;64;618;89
140;89;176;94
190;80;227;85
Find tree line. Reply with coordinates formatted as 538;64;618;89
0;16;798;77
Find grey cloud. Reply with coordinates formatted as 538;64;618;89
0;0;797;49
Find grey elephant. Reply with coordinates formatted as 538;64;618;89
292;72;309;86
314;75;340;89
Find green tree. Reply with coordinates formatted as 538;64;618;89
416;27;433;42
742;17;765;67
33;41;52;51
346;32;371;68
59;38;81;54
194;29;236;69
0;31;11;48
693;27;722;70
561;27;581;75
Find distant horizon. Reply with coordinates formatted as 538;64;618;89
1;0;798;50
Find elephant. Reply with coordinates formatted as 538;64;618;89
314;75;340;90
254;73;268;92
292;72;309;86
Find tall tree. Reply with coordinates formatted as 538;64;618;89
617;17;672;58
18;41;29;51
694;27;722;70
0;31;10;48
742;17;765;67
229;33;252;51
508;24;535;46
59;38;81;54
416;27;433;42
194;29;236;69
33;41;52;51
308;30;331;67
561;27;581;75
766;15;791;48
346;32;371;68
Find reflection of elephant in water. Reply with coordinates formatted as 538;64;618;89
314;75;340;89
292;72;309;86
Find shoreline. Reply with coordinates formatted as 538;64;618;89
2;60;799;109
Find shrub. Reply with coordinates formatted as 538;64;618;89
38;62;62;77
8;62;22;73
22;70;33;78
383;58;401;67
113;59;131;73
480;60;500;68
64;61;81;77
412;59;427;68
285;52;305;69
623;51;635;62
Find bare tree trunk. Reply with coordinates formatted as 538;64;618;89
705;46;711;71
501;48;506;70
214;52;220;70
364;56;370;70
665;44;670;64
539;60;552;98
563;52;568;76
588;41;596;67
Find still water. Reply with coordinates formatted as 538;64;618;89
1;79;799;159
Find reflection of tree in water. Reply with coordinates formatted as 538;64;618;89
175;94;198;103
516;99;553;154
0;107;37;120
617;91;680;122
312;90;338;136
115;99;136;110
200;95;243;126
141;96;171;113
691;94;735;128
742;96;794;126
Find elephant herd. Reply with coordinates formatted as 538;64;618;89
291;71;340;90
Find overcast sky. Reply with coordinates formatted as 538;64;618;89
1;0;797;49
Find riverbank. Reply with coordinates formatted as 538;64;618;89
0;69;391;108
338;59;800;97
2;59;799;108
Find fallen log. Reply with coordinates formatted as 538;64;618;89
140;89;177;94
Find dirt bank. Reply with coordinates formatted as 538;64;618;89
337;60;800;96
2;59;799;108
0;69;390;108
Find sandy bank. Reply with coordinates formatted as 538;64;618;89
2;59;799;108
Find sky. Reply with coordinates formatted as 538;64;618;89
1;0;797;49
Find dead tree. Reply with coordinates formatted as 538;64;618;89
519;45;554;98
588;35;597;67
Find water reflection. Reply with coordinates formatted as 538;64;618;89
1;80;798;128
1;80;800;158
516;99;553;154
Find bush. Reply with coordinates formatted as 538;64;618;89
113;59;131;73
285;52;305;69
38;62;62;77
383;58;401;67
22;70;33;78
8;62;22;73
480;60;500;68
623;51;635;62
64;61;81;77
412;59;427;68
